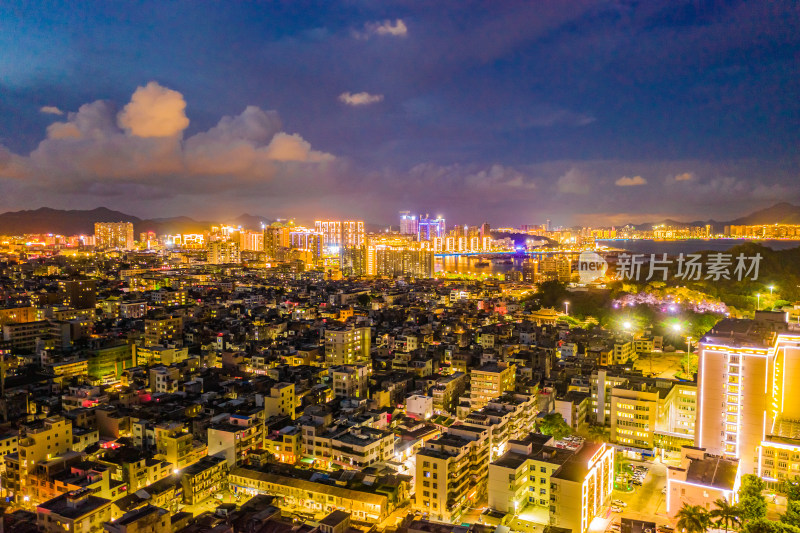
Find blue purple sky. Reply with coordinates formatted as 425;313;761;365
1;1;798;226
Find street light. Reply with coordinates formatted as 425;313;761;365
757;293;761;311
672;323;682;333
564;301;570;315
769;285;775;295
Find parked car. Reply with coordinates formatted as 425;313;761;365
611;506;622;513
612;500;628;507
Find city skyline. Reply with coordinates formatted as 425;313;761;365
2;2;799;226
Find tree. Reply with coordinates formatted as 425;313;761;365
537;412;572;440
710;498;741;533
356;293;372;307
783;501;800;528
740;475;766;499
741;518;800;533
739;475;767;522
784;480;800;502
587;425;609;443
676;503;710;533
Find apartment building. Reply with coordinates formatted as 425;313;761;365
262;382;297;419
135;345;189;367
105;505;171;533
180;455;228;505
462;392;538;460
264;425;303;464
555;391;590;432
153;422;207;470
4;416;73;505
324;326;371;365
143;316;183;347
330;426;395;469
488;433;570;517
330;365;370;399
229;466;405;524
208;412;265;467
431;371;467;415
414;425;490;523
96;448;172;495
469;363;516;409
612;339;635;364
37;488;114;533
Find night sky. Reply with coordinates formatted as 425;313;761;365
1;1;798;227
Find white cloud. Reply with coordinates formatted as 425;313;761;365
118;81;189;138
339;92;384;106
263;133;334;163
0;83;335;192
40;106;63;115
557;168;590;194
674;172;693;181
356;19;408;39
615;175;647;186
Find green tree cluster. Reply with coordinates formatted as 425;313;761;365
537;412;571;440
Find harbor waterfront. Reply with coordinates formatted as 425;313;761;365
437;240;800;275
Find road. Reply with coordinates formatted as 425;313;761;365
610;459;671;529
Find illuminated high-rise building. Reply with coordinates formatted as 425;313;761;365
264;225;281;259
368;247;434;278
58;279;97;309
418;215;445;241
399;211;419;236
289;228;323;264
207;241;240;264
94;221;134;250
239;230;264;252
696;313;800;478
314;220;365;250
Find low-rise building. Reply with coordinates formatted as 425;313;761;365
37;488;113;533
180;455;228;505
666;446;740;516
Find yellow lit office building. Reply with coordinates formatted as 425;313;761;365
696;315;800;478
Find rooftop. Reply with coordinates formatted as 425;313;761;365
684;454;739;491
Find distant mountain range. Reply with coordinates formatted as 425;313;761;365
0;202;798;236
628;202;800;232
0;207;272;236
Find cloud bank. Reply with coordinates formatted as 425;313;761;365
40;106;63;115
0;82;335;195
365;19;407;37
615;175;647;186
339;92;384;106
353;19;408;39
